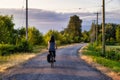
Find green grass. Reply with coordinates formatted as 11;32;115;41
92;56;120;72
83;44;120;73
107;45;120;48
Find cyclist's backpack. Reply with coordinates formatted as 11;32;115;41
47;54;51;63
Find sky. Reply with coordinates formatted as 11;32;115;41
0;0;120;34
0;0;120;12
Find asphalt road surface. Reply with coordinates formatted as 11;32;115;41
2;44;112;80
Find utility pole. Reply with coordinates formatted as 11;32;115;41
102;0;105;55
93;20;96;42
91;20;96;43
26;0;28;40
94;12;100;44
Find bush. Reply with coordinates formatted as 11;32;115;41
0;44;15;56
106;42;116;45
106;49;116;60
17;40;33;52
87;43;120;62
0;40;33;56
105;49;120;61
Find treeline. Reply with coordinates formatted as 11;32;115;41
90;23;120;45
1;14;119;56
0;15;84;56
89;22;120;63
0;15;35;55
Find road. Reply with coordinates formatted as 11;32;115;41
2;44;111;80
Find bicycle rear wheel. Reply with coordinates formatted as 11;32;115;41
51;62;54;68
50;52;54;68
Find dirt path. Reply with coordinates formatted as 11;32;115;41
1;44;112;80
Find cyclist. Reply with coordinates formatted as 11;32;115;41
48;35;57;62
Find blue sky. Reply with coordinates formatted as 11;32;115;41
0;0;120;34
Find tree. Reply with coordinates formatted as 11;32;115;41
44;30;64;45
12;27;43;45
81;30;90;42
105;23;117;42
65;15;82;43
14;27;26;44
0;15;15;44
116;24;120;44
11;29;21;45
18;27;26;39
28;27;43;45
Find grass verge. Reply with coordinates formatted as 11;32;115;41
0;45;46;72
82;44;120;73
80;44;120;80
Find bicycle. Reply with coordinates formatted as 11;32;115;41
50;52;55;68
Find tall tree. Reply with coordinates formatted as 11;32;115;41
28;27;43;45
65;15;82;43
0;15;14;44
44;30;64;45
105;23;117;42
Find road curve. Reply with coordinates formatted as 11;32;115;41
2;44;111;80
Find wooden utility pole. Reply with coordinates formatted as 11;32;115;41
94;12;100;44
93;20;96;42
102;0;105;55
91;20;96;43
26;0;28;40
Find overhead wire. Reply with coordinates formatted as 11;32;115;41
20;0;25;27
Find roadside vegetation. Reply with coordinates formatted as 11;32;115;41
79;21;120;77
82;43;120;73
83;20;120;73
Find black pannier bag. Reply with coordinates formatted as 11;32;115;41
47;54;51;63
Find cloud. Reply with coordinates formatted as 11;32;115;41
28;9;68;22
0;8;119;34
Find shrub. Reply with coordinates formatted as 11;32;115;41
106;49;116;60
17;40;33;52
0;44;15;56
105;49;120;61
83;43;120;72
86;43;120;62
0;40;33;56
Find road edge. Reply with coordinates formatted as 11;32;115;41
78;44;120;80
0;44;78;78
